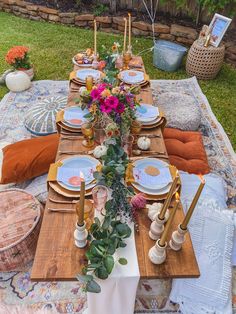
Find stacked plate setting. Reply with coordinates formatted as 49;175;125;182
50;155;100;197
59;106;89;132
72;69;103;86
135;103;161;126
119;70;148;86
132;158;173;197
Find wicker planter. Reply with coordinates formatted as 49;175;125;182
0;189;42;271
186;40;225;80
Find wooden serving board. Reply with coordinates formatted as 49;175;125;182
31;56;200;281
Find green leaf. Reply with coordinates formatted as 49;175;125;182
118;258;128;265
104;255;114;274
118;241;127;248
102;215;111;230
95;266;109;279
86;279;101;293
76;274;93;282
116;224;132;238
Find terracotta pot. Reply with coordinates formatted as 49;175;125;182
17;67;34;80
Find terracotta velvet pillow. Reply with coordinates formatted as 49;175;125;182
0;134;59;184
163;128;210;175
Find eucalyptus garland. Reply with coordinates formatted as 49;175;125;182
78;138;136;293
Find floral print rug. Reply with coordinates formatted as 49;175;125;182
0;78;235;314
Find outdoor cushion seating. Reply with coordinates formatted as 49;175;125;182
0;189;42;271
0;134;59;184
24;96;67;136
163;128;210;175
157;91;201;131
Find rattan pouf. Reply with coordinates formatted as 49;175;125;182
0;189;42;271
186;40;225;80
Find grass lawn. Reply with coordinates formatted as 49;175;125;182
0;12;236;150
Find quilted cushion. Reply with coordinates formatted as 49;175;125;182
157;92;201;131
0;134;59;184
163;128;210;174
24;96;67;136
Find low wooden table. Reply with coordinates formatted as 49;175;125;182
31;57;200;281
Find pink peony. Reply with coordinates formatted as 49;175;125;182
116;102;125;114
131;193;146;210
104;96;119;109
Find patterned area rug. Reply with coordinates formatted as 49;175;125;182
0;78;235;314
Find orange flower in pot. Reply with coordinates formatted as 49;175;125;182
5;46;34;80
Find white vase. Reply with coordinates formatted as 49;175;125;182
18;67;34;80
5;71;31;92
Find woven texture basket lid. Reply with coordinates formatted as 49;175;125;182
0;189;41;251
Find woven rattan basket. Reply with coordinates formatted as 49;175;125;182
0;189;42;271
186;40;225;80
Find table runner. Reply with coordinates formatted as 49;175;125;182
87;223;140;314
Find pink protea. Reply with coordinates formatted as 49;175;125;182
131;193;146;210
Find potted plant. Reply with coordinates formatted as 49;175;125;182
5;46;34;80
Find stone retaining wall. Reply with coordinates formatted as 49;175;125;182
0;0;235;67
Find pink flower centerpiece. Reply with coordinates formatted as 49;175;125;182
80;83;140;136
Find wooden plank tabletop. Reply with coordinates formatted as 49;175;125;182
31;57;200;281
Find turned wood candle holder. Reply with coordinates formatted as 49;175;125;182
148;239;167;265
149;208;170;241
169;224;187;251
74;222;88;248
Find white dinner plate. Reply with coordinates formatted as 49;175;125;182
135;104;159;123
63;106;89;128
57;155;100;191
120;70;145;84
76;69;102;82
132;158;172;191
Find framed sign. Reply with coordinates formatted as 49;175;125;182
209;13;232;47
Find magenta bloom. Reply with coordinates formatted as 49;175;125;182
116;102;125;114
100;103;112;114
91;88;102;100
104;96;119;109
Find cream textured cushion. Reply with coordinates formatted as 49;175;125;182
158;91;201;131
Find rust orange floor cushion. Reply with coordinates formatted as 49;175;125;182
0;134;59;184
163;128;210;175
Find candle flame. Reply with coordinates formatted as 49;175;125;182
128;12;131;16
80;171;85;181
198;174;205;184
175;192;180;201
